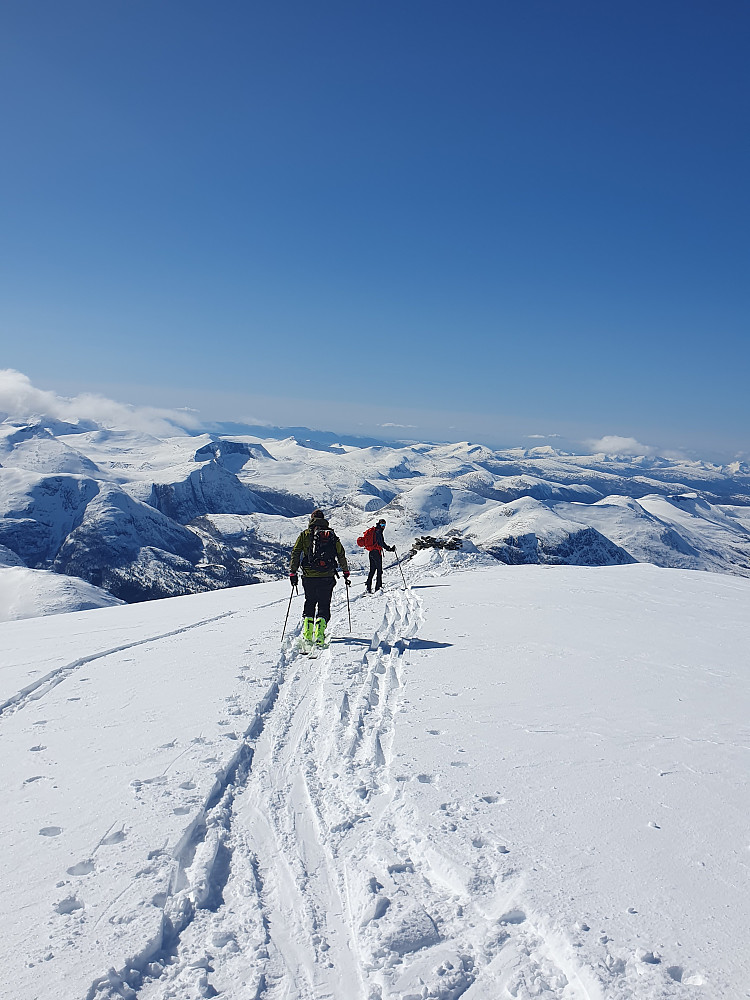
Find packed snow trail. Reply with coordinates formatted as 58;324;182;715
129;584;605;1000
132;586;422;999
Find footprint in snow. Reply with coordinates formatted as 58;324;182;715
55;896;83;915
29;745;46;753
173;806;191;816
39;827;62;837
417;774;433;784
101;830;126;846
67;860;95;876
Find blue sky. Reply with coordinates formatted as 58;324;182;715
1;1;748;457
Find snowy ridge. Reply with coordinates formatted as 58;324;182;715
3;562;747;998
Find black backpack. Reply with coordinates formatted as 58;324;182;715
305;527;339;572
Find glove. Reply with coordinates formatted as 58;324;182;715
343;571;351;587
290;573;298;588
387;545;396;553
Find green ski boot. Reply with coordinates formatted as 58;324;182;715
302;617;315;643
314;618;327;647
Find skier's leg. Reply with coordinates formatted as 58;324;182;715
301;578;316;641
317;577;335;622
374;550;384;591
366;551;376;592
302;578;316;619
315;578;335;644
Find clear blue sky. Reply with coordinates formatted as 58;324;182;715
1;1;748;456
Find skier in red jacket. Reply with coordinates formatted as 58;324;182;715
362;518;395;593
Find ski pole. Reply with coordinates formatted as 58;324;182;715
345;579;352;632
394;549;408;590
281;584;297;642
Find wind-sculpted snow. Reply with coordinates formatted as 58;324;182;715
0;565;123;622
0;422;101;476
1;564;749;998
1;417;750;616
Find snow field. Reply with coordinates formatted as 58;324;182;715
1;562;749;999
0;584;292;999
0;564;123;624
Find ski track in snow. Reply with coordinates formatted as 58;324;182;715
0;612;237;719
81;584;635;1000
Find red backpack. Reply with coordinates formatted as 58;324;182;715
356;526;378;551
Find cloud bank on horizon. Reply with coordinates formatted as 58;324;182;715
0;369;722;461
0;369;202;437
584;435;685;460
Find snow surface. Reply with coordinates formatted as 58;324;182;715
0;566;123;623
2;560;748;999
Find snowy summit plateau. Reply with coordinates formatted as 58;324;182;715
1;409;749;1000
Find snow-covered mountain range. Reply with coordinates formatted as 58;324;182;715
1;416;750;619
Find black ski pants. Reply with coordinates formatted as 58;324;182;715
366;550;383;591
302;576;336;622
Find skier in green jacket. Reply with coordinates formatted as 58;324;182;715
289;509;350;646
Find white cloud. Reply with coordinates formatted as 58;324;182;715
586;435;656;457
526;433;562;440
238;415;275;428
0;370;201;436
379;422;417;429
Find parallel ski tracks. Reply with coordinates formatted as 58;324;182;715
84;584;607;1000
116;588;423;1000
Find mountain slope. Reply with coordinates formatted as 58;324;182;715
1;418;750;614
1;562;748;999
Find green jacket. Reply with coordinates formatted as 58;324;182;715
290;516;350;578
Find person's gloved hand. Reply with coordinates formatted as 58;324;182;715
290;573;298;588
343;571;351;587
387;545;396;552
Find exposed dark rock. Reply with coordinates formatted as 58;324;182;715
410;535;464;555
